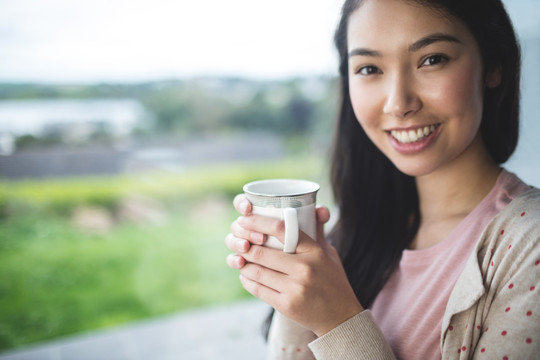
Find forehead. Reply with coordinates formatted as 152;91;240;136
347;0;470;48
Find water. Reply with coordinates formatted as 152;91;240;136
0;99;149;137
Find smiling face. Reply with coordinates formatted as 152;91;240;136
347;0;493;177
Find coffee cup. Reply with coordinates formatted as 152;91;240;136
243;179;320;253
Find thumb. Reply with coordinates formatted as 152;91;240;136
315;205;331;246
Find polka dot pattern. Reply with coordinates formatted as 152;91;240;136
441;202;540;360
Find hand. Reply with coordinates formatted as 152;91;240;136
225;194;265;269
224;194;364;336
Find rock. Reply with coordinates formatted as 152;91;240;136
72;206;114;233
188;194;231;223
117;194;167;225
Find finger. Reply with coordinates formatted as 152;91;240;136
239;263;287;293
227;254;246;269
225;233;250;253
242;244;295;274
237;215;286;242
316;206;331;246
233;194;252;215
285;207;331;253
316;206;331;224
290;229;319;254
230;220;266;245
239;273;282;307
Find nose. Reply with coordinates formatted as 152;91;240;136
383;72;422;119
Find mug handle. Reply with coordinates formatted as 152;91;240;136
282;208;299;253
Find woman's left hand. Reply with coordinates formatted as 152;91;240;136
226;202;364;337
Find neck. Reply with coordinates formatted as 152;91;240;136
415;135;501;223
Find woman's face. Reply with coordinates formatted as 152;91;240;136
347;0;492;177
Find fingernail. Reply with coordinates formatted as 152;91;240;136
227;254;236;267
237;216;247;225
250;232;265;244
234;256;244;268
236;239;249;253
227;254;242;269
240;201;249;215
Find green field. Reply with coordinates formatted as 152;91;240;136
0;157;328;351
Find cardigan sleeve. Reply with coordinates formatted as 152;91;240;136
308;310;396;360
267;311;317;360
267;310;396;360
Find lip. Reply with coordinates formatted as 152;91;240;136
386;123;441;154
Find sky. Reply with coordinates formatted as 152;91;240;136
0;0;538;84
0;0;343;83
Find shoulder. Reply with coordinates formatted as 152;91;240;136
487;187;540;242
478;187;540;279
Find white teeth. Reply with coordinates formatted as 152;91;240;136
390;124;438;144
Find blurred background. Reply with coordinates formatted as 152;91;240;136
0;0;538;359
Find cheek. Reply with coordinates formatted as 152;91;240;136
349;82;381;129
428;65;484;124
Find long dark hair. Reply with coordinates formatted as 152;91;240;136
330;0;521;308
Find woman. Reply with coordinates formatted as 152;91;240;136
225;0;540;358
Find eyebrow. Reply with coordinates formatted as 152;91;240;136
348;33;463;58
408;33;462;52
348;48;382;58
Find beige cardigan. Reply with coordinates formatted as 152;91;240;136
267;188;540;359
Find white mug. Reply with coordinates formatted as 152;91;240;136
243;179;320;253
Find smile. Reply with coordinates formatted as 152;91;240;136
389;124;440;144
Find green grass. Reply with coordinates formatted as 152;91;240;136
0;208;243;350
0;156;326;215
0;156;327;351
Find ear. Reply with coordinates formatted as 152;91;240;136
486;65;502;88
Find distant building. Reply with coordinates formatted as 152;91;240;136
0;132;15;155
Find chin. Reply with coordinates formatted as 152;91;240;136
392;161;440;178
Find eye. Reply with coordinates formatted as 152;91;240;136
356;65;382;76
420;54;449;67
